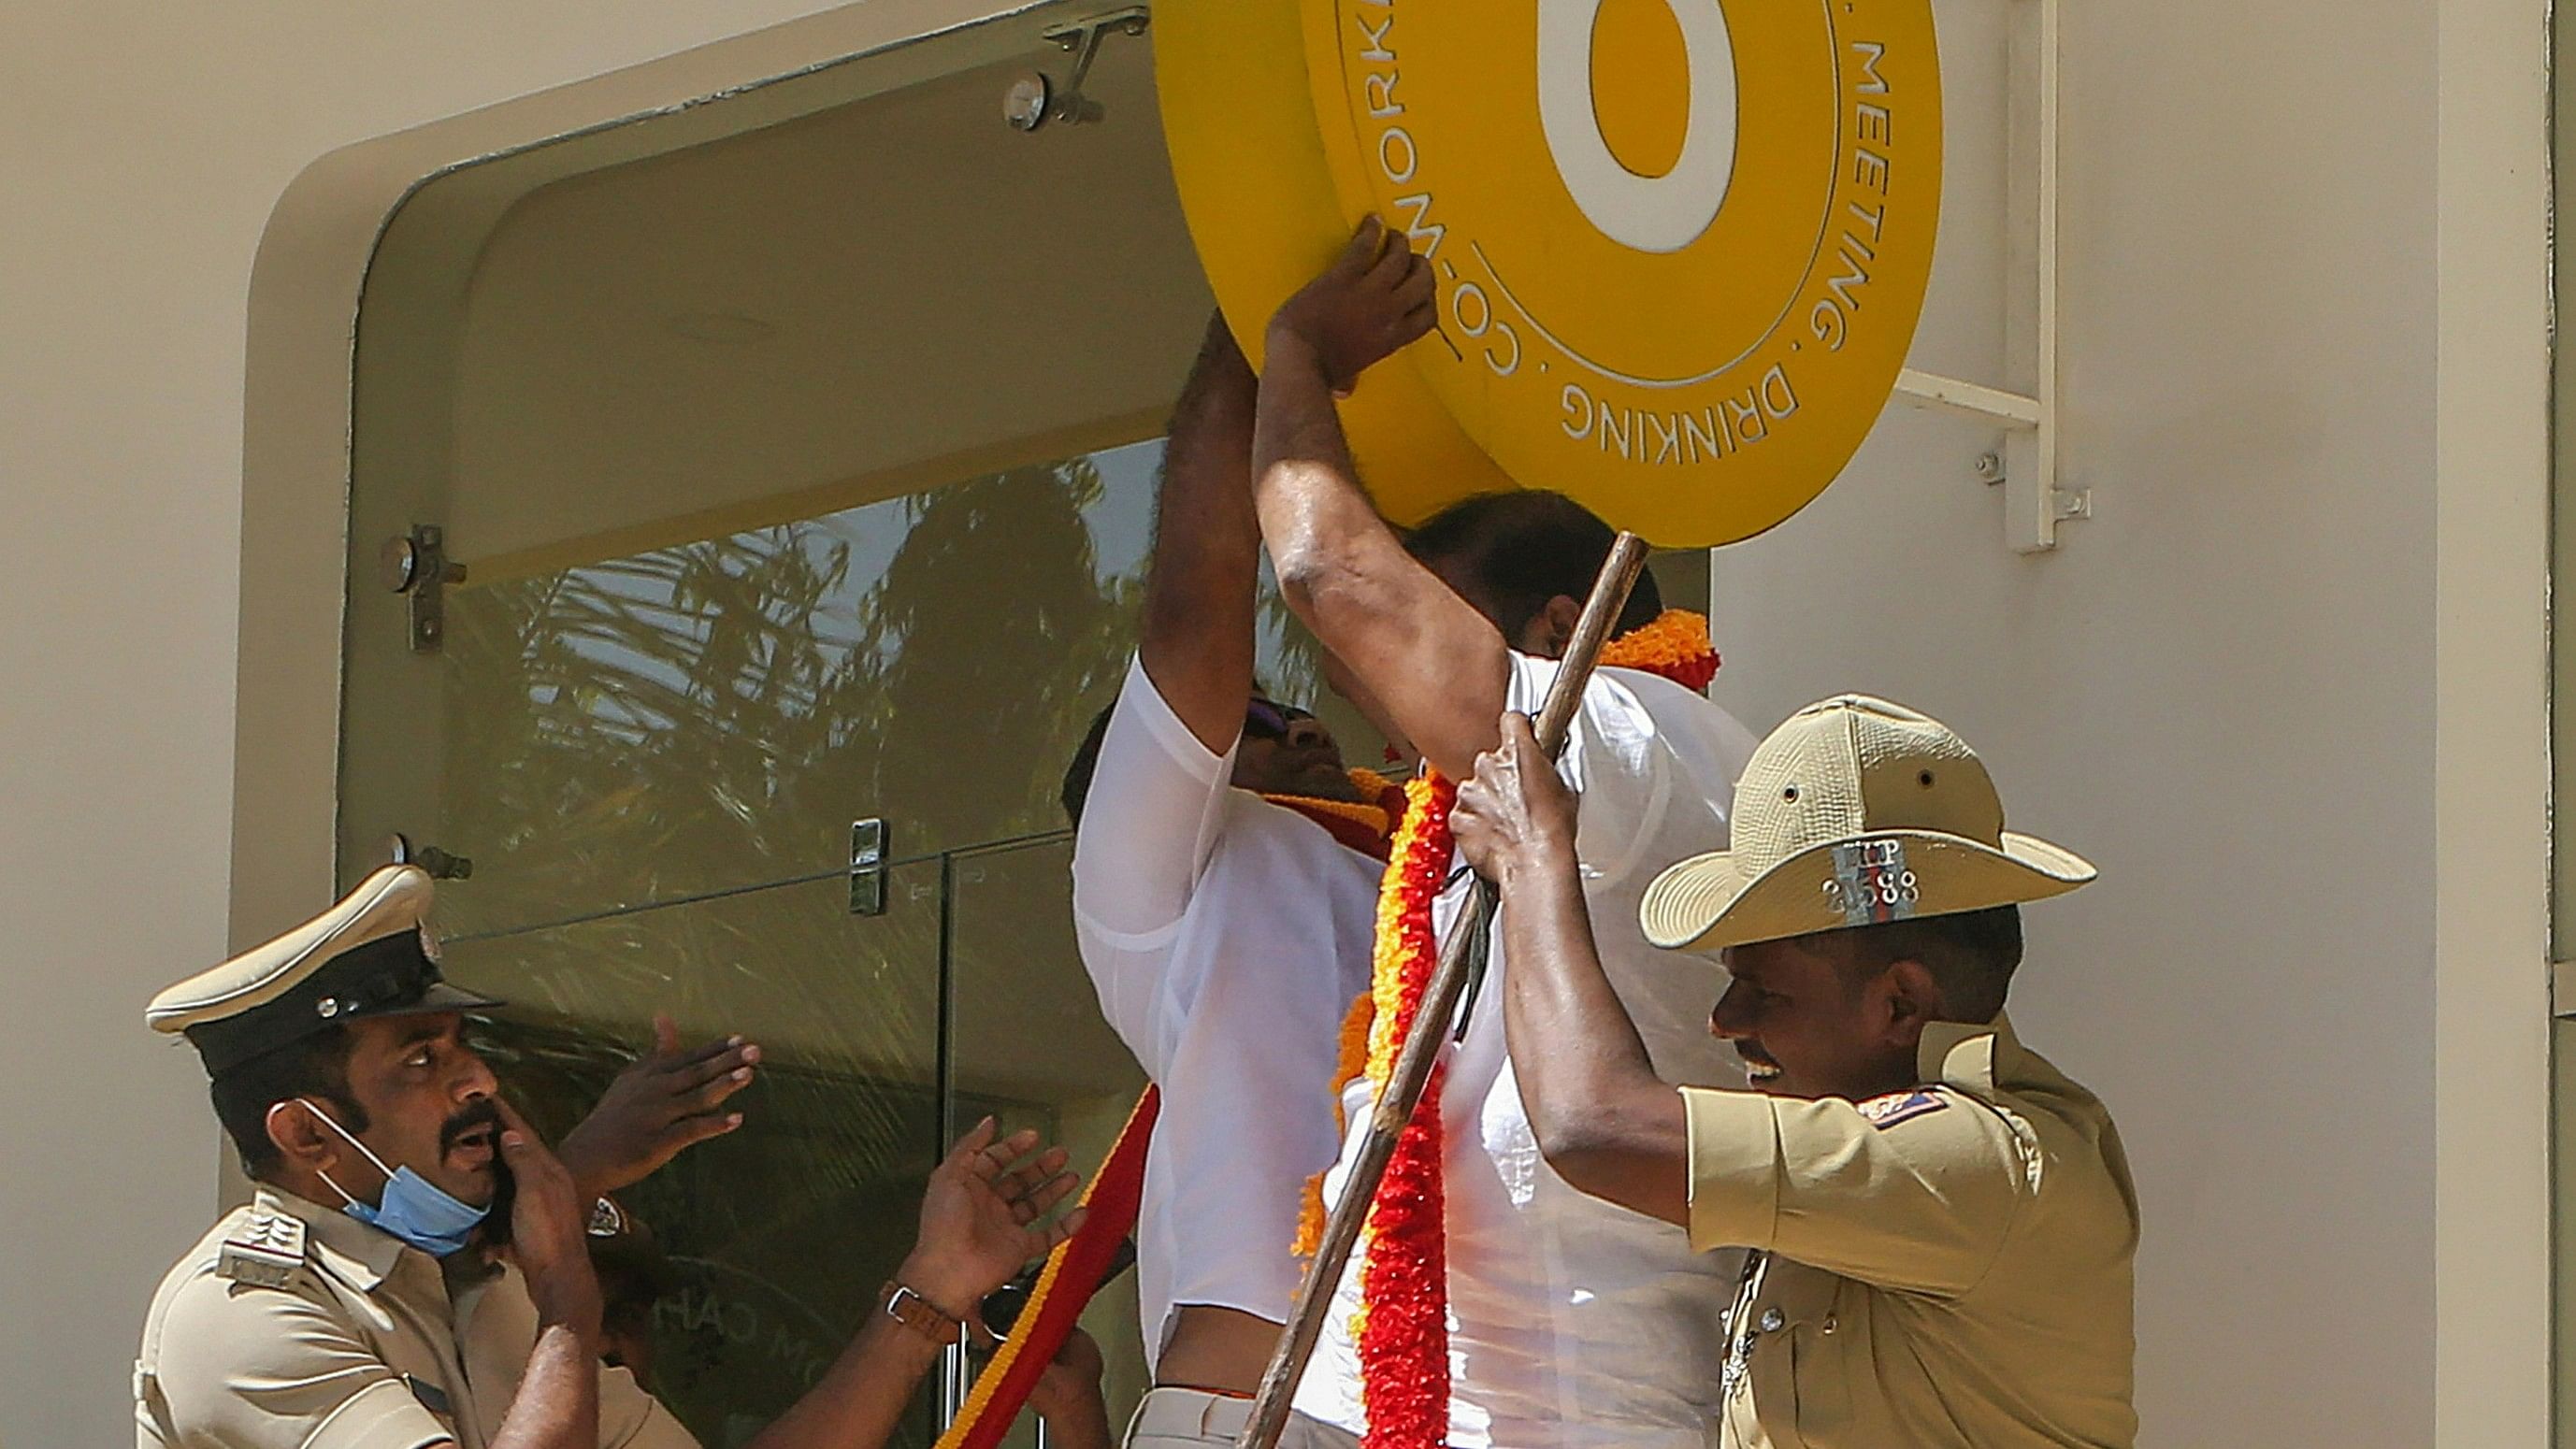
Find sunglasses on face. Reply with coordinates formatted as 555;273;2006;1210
1244;699;1317;741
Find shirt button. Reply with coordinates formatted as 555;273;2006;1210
1820;1315;1839;1335
1758;1307;1785;1333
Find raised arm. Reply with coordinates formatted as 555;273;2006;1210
1141;311;1265;754
1451;714;1691;1226
741;1120;1089;1449
1255;219;1515;780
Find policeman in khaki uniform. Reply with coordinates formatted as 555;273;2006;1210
137;865;1116;1449
1451;696;2138;1448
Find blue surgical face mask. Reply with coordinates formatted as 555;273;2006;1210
295;1098;491;1257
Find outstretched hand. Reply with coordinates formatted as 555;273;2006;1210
555;1014;759;1199
1452;711;1581;887
898;1119;1087;1321
1267;216;1438;395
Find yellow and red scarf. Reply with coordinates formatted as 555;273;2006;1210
1263;770;1409;861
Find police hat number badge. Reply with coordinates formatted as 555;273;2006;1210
1158;0;1942;547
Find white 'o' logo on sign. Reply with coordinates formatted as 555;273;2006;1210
1536;0;1740;254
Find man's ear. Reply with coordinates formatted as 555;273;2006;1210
265;1099;342;1177
1877;959;1948;1052
1527;595;1584;657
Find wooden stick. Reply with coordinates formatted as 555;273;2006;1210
1237;533;1652;1449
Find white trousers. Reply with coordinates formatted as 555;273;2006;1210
1122;1389;1360;1449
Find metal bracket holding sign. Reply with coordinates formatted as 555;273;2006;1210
1003;7;1149;131
1891;0;2087;553
381;524;468;652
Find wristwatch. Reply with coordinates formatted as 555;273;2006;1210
881;1282;964;1345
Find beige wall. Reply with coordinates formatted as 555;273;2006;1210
1711;0;2545;1444
0;7;848;1446
0;4;2550;1449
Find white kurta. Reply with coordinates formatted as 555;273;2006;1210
1071;655;1384;1362
1292;656;1760;1449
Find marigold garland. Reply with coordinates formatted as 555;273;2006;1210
1294;990;1380;1258
1597;609;1721;692
1349;772;1456;1449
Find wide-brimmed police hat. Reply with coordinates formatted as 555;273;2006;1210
1641;695;2094;954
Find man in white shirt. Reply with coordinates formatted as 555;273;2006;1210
1067;315;1390;1446
1252;220;1761;1448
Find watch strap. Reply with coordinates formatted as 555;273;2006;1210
881;1282;963;1345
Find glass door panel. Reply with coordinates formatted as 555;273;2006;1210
946;833;1152;1444
450;865;949;1449
362;441;1169;940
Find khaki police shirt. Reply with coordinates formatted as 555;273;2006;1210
136;1185;697;1449
1682;1013;2138;1448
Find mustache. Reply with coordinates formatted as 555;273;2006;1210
449;1098;515;1249
1734;1043;1780;1070
441;1098;506;1155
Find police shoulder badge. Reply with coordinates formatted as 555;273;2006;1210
1856;1088;1949;1130
216;1208;308;1287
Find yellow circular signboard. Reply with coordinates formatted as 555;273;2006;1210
1158;0;1942;546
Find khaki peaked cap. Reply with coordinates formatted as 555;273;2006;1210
147;865;501;1075
1642;695;2094;954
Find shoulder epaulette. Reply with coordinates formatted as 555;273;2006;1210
216;1209;308;1287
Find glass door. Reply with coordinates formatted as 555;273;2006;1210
451;866;949;1445
944;832;1153;1443
341;442;1211;1444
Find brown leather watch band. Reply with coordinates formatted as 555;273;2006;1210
880;1282;963;1345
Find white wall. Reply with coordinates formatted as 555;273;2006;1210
0;7;844;1445
1712;0;2507;1443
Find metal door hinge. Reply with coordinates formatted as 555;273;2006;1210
851;819;889;916
381;524;468;653
2551;961;2576;1018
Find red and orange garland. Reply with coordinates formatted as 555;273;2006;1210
1302;609;1722;1448
1602;608;1721;692
1348;773;1458;1448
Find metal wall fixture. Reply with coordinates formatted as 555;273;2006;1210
388;834;474;881
381;524;468;652
1003;6;1149;132
849;818;889;916
1890;0;2085;553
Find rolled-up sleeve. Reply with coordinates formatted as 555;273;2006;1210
1070;654;1237;943
1682;1085;2030;1298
